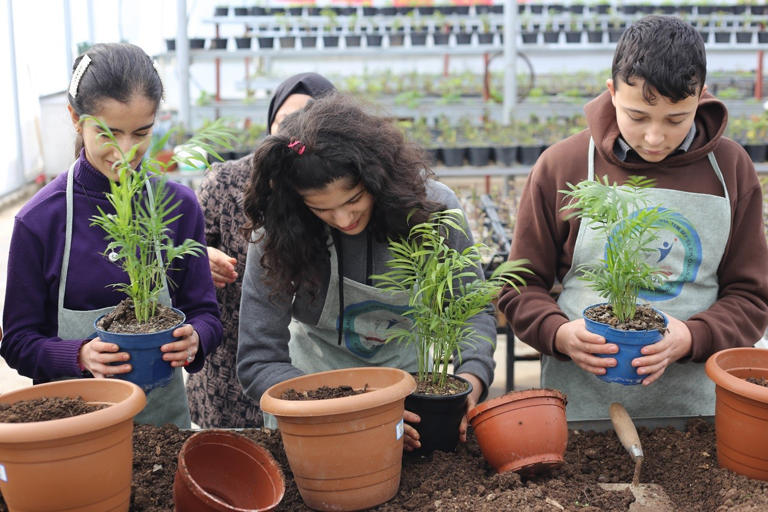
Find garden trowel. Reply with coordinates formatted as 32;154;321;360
599;402;675;511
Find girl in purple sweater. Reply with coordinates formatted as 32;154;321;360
0;43;222;427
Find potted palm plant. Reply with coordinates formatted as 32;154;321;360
372;208;531;452
87;117;235;392
560;175;679;385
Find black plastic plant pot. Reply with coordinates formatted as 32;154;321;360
405;374;472;454
363;6;377;16
307;7;321;16
521;32;538;44
249;6;266;15
587;31;603;43
433;33;450;45
388;34;405;47
456;33;472;45
366;34;383;46
714;32;731;44
235;37;252;49
478;32;495;45
759;32;768;44
214;6;229;16
595;4;610;14
258;37;274;49
189;38;205;49
379;6;396;15
323;35;340;48
467;146;492;166
745;144;767;163
210;37;228;50
410;32;428;46
288;6;302;15
300;36;317;48
234;7;248;16
279;36;296;49
418;6;434;15
736;32;753;44
518;145;543;165
564;31;581;43
494;146;518;166
345;35;361;47
543;31;559;43
441;147;466;167
165;38;176;51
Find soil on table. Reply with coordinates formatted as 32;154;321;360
0;397;106;423
280;384;369;400
747;376;768;388
97;298;182;334
4;418;763;512
415;374;470;395
585;303;667;333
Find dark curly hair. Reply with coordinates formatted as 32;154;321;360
613;15;706;104
242;93;443;295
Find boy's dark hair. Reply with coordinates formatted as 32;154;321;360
69;43;163;156
242;92;443;296
612;16;706;104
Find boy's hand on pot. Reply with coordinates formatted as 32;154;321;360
162;324;200;367
633;314;692;386
555;319;618;376
79;338;131;378
403;409;421;451
456;372;482;443
208;246;237;288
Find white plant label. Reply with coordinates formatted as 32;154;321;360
0;463;6;482
396;418;404;440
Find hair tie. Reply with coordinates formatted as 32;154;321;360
287;140;306;155
69;54;92;98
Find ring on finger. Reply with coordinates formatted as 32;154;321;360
186;349;195;363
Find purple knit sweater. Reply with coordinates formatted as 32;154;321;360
1;152;222;382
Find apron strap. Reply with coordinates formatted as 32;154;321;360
588;137;596;180
59;162;78;313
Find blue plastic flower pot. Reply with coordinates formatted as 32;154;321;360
583;304;667;386
94;308;185;392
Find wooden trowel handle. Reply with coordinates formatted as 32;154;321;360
609;402;644;461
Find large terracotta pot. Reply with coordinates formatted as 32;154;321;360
467;389;568;475
260;367;416;511
0;379;146;511
174;430;284;511
705;347;768;481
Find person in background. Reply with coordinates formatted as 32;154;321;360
186;73;336;428
237;93;496;451
499;16;768;423
0;43;221;427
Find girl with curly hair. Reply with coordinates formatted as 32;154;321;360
237;93;496;450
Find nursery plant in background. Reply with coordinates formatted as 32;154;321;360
372;208;531;452
560;175;678;385
87;116;236;391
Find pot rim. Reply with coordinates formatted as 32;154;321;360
94;306;186;338
260;367;416;417
467;388;566;423
176;429;285;511
0;378;146;442
705;347;768;404
583;303;668;337
408;373;473;400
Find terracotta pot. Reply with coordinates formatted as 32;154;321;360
0;379;146;511
405;374;472;454
705;347;768;481
174;430;284;511
468;389;567;475
583;303;668;385
260;367;416;511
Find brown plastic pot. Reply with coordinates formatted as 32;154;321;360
706;347;768;481
467;388;568;475
260;367;416;511
0;379;146;511
173;430;284;511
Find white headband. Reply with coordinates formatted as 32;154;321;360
69;54;92;98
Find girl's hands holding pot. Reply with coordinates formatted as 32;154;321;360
403;410;421;452
162;324;200;368
555;318;618;376
78;338;131;378
632;313;692;386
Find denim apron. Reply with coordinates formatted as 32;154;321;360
57;163;190;428
543;137;730;422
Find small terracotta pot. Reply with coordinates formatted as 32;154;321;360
174;430;284;511
706;347;768;481
260;367;416;511
0;379;146;511
468;389;568;475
